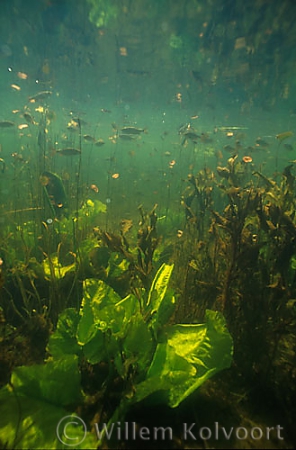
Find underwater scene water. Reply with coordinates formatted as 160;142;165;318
0;0;296;448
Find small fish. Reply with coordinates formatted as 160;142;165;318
95;139;105;147
70;117;87;126
255;137;269;148
57;147;81;156
18;123;29;130
23;112;35;124
120;126;145;135
0;120;15;128
218;126;248;131
118;134;137;140
90;184;99;193
178;123;189;134
284;144;293;151
17;72;28;80
183;130;200;140
101;108;111;113
11;84;21;91
28;91;52;102
276;131;293;142
83;134;96;142
67;125;79;132
223;144;236;153
180;127;200;145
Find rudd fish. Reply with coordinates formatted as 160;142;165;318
95;139;105;146
28;91;52;102
83;134;96;142
218;126;248;131
23;112;36;124
120;126;146;134
56;147;81;156
118;134;138;141
276;131;293;142
178;123;200;144
182;130;200;140
0;120;15;127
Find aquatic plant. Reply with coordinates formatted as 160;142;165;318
87;0;119;28
92;204;161;295
0;264;233;449
177;162;296;402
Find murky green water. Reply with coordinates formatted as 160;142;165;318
0;1;295;449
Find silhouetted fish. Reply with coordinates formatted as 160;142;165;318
28;91;52;102
0;120;15;128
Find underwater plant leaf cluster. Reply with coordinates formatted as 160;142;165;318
0;264;233;449
135;310;233;408
87;0;119;28
0;356;97;449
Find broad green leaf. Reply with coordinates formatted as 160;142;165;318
83;279;121;317
147;342;196;381
89;294;139;338
147;263;174;313
12;355;82;406
82;328;107;364
107;252;130;278
115;294;139;319
134;342;195;404
203;309;234;370
47;308;81;359
77;294;97;345
111;294;140;336
164;310;233;406
43;255;75;280
166;323;208;366
123;313;154;373
0;385;97;449
151;289;176;333
133;310;233;408
95;303;126;335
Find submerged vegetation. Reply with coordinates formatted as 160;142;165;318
1;0;296;448
1;114;296;446
0;263;233;448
